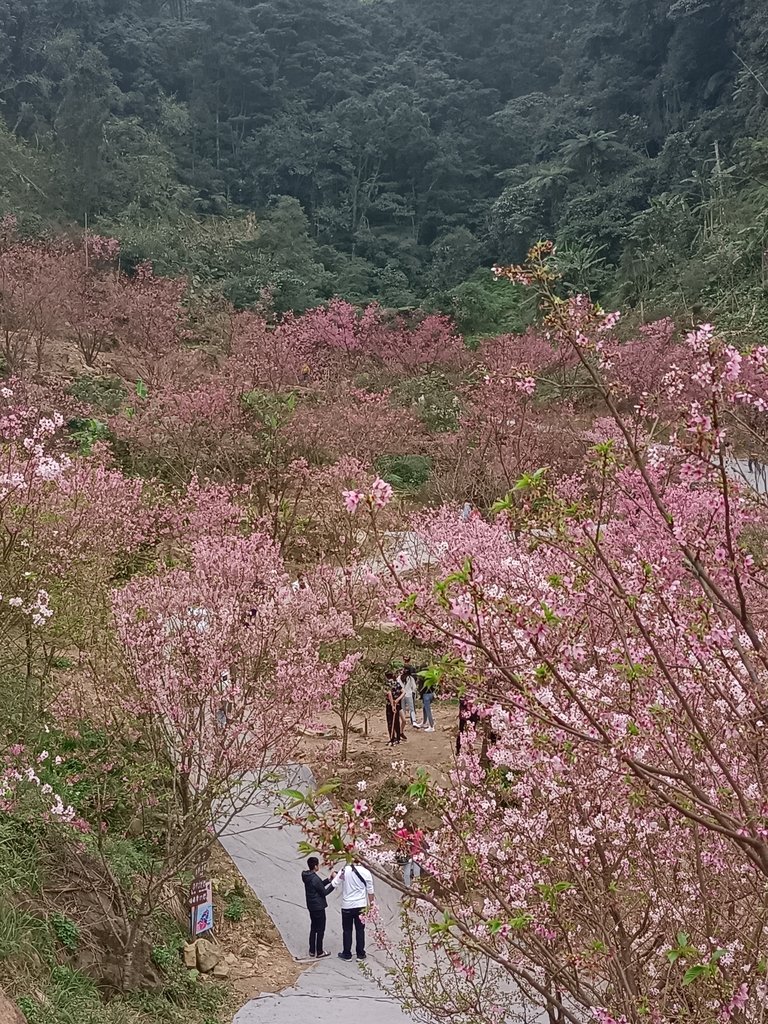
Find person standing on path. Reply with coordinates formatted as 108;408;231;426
301;857;335;958
385;671;402;745
332;862;375;961
421;678;436;732
400;656;421;732
395;825;424;889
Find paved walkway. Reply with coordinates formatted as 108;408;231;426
220;766;412;1024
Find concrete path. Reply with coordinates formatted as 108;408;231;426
220;766;413;1024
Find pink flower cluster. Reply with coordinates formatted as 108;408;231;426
342;477;394;514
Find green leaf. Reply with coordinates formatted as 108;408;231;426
490;493;514;515
509;913;532;929
135;380;149;399
682;965;707;986
315;781;341;796
540;602;561;626
280;788;306;804
513;467;548;492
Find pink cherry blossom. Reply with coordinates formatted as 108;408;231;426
342;489;364;513
371;477;394;509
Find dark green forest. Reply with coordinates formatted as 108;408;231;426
1;0;768;331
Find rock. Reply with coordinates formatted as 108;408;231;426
212;963;230;979
0;987;25;1024
183;943;198;969
195;938;222;973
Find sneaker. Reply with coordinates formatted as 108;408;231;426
412;722;422;729
316;951;331;959
425;726;435;732
357;954;367;961
338;952;353;961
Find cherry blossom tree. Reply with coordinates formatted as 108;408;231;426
296;249;768;1024
0;237;70;373
288;384;427;467
113;376;258;483
0;384;157;728
429;365;584;507
111;532;355;826
112;261;190;385
305;473;403;759
288;299;466;377
60;236;123;369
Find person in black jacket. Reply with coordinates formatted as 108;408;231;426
301;857;335;958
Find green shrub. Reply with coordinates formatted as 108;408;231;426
223;892;246;923
68;376;127;414
49;912;80;953
376;454;432;492
371;776;410;821
51;655;75;670
67;417;111;455
16;995;42;1024
151;942;180;972
395;371;461;432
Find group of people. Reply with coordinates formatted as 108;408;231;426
301;826;426;961
384;655;436;745
301;857;375;961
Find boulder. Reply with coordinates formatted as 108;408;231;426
212;963;230;979
0;987;25;1024
183;943;198;969
195;937;222;973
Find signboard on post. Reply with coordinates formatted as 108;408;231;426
189;877;214;938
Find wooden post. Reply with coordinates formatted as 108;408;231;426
364;717;368;738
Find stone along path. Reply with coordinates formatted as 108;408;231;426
220;765;413;1024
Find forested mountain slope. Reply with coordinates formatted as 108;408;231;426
1;0;767;324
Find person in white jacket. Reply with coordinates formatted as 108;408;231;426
400;656;421;731
332;862;375;961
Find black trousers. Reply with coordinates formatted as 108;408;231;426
341;907;366;957
385;704;401;743
308;908;326;956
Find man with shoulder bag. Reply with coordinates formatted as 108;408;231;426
332;861;375;961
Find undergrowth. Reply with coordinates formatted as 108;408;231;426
0;818;227;1024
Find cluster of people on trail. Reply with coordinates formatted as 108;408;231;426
384;654;436;745
301;857;375;960
301;826;426;961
